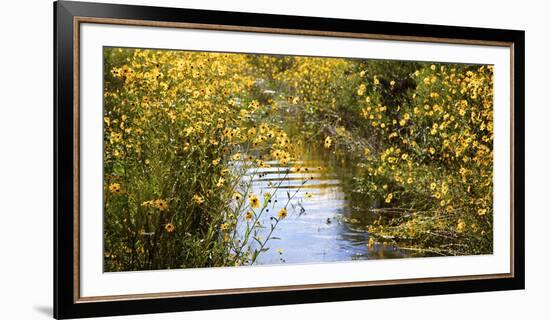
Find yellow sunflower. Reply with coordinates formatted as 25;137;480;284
249;194;261;209
109;183;121;193
278;208;288;219
154;199;168;211
164;223;175;233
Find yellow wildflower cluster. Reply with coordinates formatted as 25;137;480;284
354;63;494;254
260;57;494;255
103;47;495;270
103;48;309;271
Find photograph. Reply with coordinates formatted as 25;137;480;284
103;47;494;272
0;0;539;318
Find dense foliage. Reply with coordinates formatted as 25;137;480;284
103;47;493;271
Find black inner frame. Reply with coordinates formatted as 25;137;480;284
54;1;525;319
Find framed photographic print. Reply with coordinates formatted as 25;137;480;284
54;0;525;318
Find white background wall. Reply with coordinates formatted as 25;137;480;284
0;0;546;319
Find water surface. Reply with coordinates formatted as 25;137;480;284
239;147;410;265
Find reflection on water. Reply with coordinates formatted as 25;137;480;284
239;146;410;265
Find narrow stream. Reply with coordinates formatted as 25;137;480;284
240;146;410;265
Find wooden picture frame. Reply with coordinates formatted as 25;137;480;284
54;1;524;318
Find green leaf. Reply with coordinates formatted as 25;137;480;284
113;161;125;176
